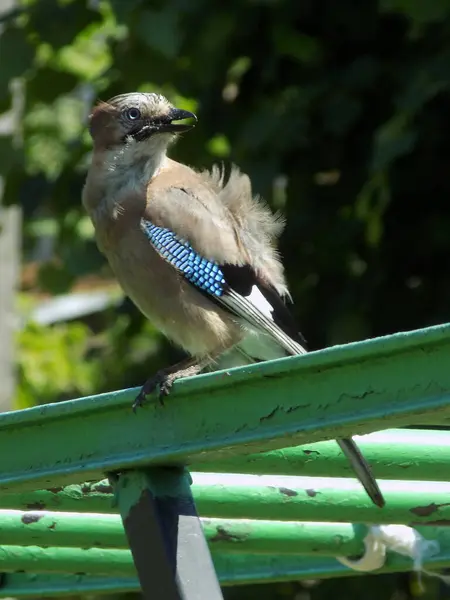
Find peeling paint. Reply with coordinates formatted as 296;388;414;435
46;487;64;494
210;526;246;543
260;406;280;422
21;513;43;525
286;405;303;414
410;502;450;517
279;487;298;497
338;389;377;403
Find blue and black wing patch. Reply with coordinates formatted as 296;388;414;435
142;220;226;297
141;218;307;355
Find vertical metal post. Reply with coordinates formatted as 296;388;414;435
111;466;223;600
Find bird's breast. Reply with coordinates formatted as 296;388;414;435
105;228;243;357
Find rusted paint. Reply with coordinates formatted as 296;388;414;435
279;487;298;497
306;489;318;498
21;513;43;525
46;487;63;494
410;502;450;517
303;449;320;456
48;521;56;530
210;526;247;543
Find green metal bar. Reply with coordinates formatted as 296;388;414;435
0;509;367;555
2;322;450;492
202;519;366;556
4;475;450;525
0;545;134;575
0;510;126;548
192;474;450;525
0;541;447;586
0;480;116;513
196;428;450;481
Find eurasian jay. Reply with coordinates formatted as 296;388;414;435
82;92;384;508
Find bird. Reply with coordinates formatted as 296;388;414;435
82;91;385;508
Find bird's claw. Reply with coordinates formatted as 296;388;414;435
132;370;175;412
132;389;148;413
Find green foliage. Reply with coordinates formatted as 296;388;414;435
17;321;95;408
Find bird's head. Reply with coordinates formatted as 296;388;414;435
88;92;197;151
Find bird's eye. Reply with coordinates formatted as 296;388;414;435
125;107;141;121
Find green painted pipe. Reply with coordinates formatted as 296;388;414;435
0;509;366;556
196;428;450;481
0;545;134;575
3;475;450;525
202;518;365;556
0;543;448;585
192;474;450;525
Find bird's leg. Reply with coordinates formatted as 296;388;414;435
133;356;210;412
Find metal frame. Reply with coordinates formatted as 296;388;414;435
111;467;223;600
1;322;450;595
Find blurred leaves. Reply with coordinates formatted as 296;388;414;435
381;0;450;24
17;321;95;409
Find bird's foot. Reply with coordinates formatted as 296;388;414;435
132;361;203;413
132;369;173;412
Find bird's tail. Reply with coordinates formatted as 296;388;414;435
337;438;385;507
274;337;385;507
287;338;385;507
230;333;385;508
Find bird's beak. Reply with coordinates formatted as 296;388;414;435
160;108;197;133
128;108;197;142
